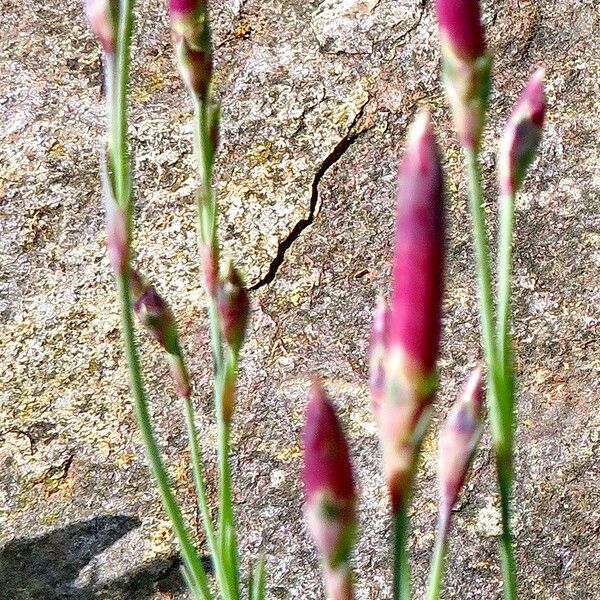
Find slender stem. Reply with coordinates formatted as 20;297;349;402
498;457;517;600
426;509;451;600
465;150;517;599
464;149;506;451
191;89;239;598
107;3;212;598
497;192;515;376
116;274;211;600
183;391;233;600
393;503;411;600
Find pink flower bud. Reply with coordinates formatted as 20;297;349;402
498;68;546;196
199;243;218;296
216;261;250;355
302;381;355;567
438;366;484;511
130;270;178;354
373;112;444;511
168;0;212;99
435;0;491;149
369;298;390;414
435;0;485;61
391;111;445;377
85;0;118;54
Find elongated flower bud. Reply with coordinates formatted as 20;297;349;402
435;0;491;149
369;298;390;415
377;112;445;510
438;366;484;512
391;111;445;376
302;381;356;569
130;270;190;397
498;68;546;196
85;0;118;54
216;261;250;355
168;0;213;99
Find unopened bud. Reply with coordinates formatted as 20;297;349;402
85;0;118;54
199;243;218;296
130;270;178;354
220;353;237;423
377;112;444;510
302;381;356;568
498;68;546;196
216;262;249;355
435;0;491;149
438;366;484;511
168;0;213;100
130;270;191;396
102;157;128;273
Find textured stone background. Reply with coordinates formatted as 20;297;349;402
1;0;599;598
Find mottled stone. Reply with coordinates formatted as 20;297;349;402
0;1;598;599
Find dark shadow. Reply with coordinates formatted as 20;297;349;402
0;515;200;599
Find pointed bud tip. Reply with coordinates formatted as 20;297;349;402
435;0;486;60
463;364;484;410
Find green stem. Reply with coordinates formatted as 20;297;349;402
498;457;517;600
191;89;239;598
464;149;506;451
115;273;211;600
107;3;211;599
182;390;233;600
393;503;411;600
426;509;451;600
465;150;517;599
497;192;515;376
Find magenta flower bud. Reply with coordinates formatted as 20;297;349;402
438;366;484;512
498;68;546;196
369;298;390;415
391;111;445;377
167;0;205;25
105;202;128;273
85;0;118;54
374;112;444;511
175;39;213;100
435;0;491;149
435;0;485;61
302;381;356;568
216;261;250;355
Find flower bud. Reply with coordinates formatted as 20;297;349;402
498;68;546;196
369;298;390;415
85;0;118;54
302;381;355;568
377;112;445;510
102;156;128;273
391;111;445;377
435;0;491;149
438;366;484;511
435;0;485;61
216;261;249;355
168;0;213;100
130;270;179;355
130;270;191;397
199;243;218;296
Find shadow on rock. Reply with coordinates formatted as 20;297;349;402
0;515;189;599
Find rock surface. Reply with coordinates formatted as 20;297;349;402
1;1;598;599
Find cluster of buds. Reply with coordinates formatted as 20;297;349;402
302;381;356;600
498;69;546;196
167;0;213;100
130;270;191;398
216;261;250;357
370;111;445;511
434;0;491;149
84;0;118;54
438;367;484;517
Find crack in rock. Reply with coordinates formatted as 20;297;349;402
250;98;371;290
